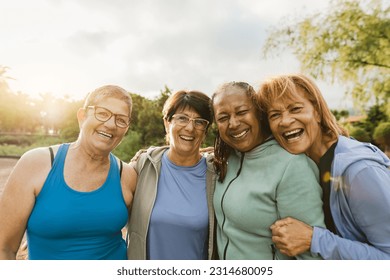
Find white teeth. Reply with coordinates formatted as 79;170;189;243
97;131;113;138
180;135;194;141
284;129;301;136
232;130;247;138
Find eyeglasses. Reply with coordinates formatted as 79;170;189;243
87;106;130;128
170;114;209;131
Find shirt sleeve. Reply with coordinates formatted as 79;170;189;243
277;154;326;260
311;165;390;259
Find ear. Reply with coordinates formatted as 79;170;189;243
163;118;170;134
314;108;321;123
77;108;87;129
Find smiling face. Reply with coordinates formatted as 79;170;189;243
164;106;206;162
213;88;262;152
78;97;130;154
267;88;323;157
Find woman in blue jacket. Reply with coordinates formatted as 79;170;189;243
258;73;390;259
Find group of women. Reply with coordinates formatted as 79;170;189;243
0;74;389;260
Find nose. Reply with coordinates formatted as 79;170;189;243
228;115;240;128
279;113;295;127
184;119;195;130
104;115;117;128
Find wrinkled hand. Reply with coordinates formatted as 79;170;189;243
130;148;147;163
200;146;214;155
270;217;313;257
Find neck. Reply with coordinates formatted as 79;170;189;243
166;149;201;166
307;135;338;164
70;141;110;164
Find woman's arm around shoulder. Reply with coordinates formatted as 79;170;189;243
0;147;53;259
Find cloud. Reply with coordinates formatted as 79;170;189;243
1;0;348;108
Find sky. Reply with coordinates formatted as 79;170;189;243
1;0;353;109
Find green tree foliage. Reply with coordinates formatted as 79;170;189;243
331;109;350;121
1;66;217;158
373;122;390;154
349;126;371;142
263;0;390;108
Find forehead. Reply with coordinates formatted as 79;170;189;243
213;88;251;112
268;88;308;110
175;105;201;117
95;97;131;115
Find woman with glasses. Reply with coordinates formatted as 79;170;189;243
127;90;217;260
211;81;325;259
0;85;137;260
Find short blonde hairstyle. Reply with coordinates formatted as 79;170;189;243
83;85;132;116
257;73;348;138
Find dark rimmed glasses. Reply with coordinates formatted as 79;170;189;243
170;114;209;131
87;106;130;128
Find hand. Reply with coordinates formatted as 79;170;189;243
130;149;147;163
200;146;214;155
270;217;313;257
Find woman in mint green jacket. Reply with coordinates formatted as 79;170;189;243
211;81;325;260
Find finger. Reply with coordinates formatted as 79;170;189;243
272;218;290;227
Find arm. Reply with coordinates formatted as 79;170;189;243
311;165;390;259
275;154;325;260
0;148;51;259
121;162;138;209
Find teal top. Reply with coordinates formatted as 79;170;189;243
214;139;325;260
27;144;128;260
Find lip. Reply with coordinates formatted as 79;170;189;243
179;135;195;141
230;129;249;139
96;130;113;139
282;128;304;143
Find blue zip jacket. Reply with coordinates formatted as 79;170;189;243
311;136;390;259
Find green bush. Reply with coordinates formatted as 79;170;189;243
349;127;371;143
373;122;390;146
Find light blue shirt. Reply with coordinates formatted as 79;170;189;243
147;152;208;260
311;136;390;259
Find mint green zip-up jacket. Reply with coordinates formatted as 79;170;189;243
126;146;217;260
214;139;325;260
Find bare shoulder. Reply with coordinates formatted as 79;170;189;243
9;145;59;195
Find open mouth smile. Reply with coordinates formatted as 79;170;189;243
283;128;304;142
231;129;249;139
180;135;195;141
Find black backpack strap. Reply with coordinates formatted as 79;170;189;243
49;146;54;167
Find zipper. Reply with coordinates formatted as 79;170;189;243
220;152;245;259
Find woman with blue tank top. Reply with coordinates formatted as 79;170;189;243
127;90;217;260
0;85;137;260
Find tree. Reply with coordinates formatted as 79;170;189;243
263;0;390;109
373;122;390;155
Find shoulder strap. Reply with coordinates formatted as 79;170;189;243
119;160;123;178
49;146;54;167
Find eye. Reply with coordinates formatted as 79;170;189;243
291;106;303;113
96;111;110;119
268;112;280;120
116;117;128;126
217;115;228;123
237;109;249;116
177;115;189;122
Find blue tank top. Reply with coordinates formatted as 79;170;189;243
147;151;208;260
27;144;128;260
